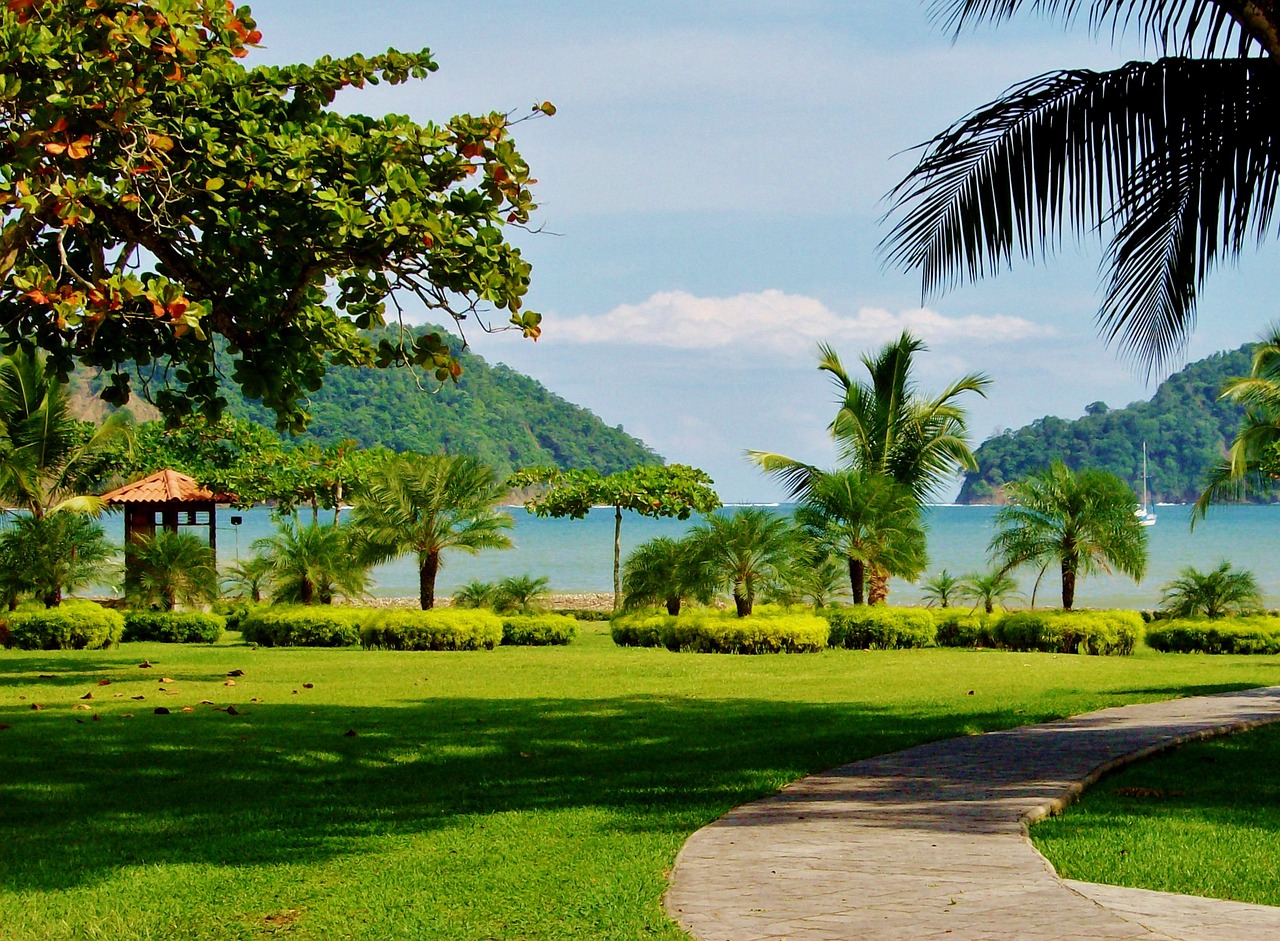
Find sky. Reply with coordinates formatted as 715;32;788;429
250;0;1280;502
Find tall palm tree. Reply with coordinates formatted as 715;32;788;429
689;508;796;617
1195;326;1280;519
253;521;369;606
350;453;513;610
1159;561;1263;619
622;534;715;615
990;461;1148;610
0;349;133;518
885;1;1280;369
793;470;927;605
753;333;986;602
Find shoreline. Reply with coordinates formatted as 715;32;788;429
357;592;616;612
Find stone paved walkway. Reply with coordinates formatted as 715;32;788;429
665;687;1280;941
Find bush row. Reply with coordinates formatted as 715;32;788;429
611;608;829;653
501;614;577;646
823;606;936;650
1146;617;1280;655
0;602;124;650
122;611;226;644
361;610;504;651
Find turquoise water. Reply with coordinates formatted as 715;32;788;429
197;502;1280;610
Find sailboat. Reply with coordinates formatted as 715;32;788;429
1135;442;1157;527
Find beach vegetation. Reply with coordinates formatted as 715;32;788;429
823;604;937;649
993;610;1143;656
919;569;964;608
125;531;219;611
0;512;115;608
351;453;513;610
957;568;1021;614
240;605;366;648
622;534;716;615
609;607;828;653
359;609;503;651
1158;561;1263;619
491;575;551;615
121;610;225;644
500;613;578;646
253;521;370;606
687;508;797;617
1145;615;1280;654
0;599;123;650
990;461;1148;610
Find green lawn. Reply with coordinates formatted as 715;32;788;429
1033;720;1280;906
2;627;1278;940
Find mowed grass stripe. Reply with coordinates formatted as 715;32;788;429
2;627;1278;940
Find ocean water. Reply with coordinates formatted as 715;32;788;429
191;502;1280;610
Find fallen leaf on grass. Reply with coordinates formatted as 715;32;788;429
72;704;91;711
343;729;358;737
138;661;152;669
199;699;214;705
225;705;240;716
250;697;263;703
153;707;170;715
160;677;175;683
227;669;245;677
97;679;111;686
224;679;236;687
181;706;194;713
302;683;314;689
0;723;10;730
1112;786;1184;799
38;674;54;679
131;695;145;701
30;703;43;711
80;692;93;700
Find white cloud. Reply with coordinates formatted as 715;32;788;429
549;289;1053;360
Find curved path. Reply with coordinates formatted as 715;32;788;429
666;687;1280;941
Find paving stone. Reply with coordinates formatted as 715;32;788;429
666;687;1280;941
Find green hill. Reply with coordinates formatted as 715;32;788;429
81;328;661;477
959;344;1274;504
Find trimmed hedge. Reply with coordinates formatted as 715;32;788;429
211;600;258;632
610;608;828;654
823;606;937;650
122;611;225;644
360;609;503;651
1;601;124;650
933;608;1001;648
551;608;611;622
240;606;365;648
993;610;1142;656
1146;617;1280;655
501;614;577;646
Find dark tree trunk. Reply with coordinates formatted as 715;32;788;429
665;596;681;616
42;587;61;608
612;505;623;612
300;577;314;606
734;589;751;617
1061;554;1077;611
420;551;440;610
868;566;889;606
848;558;865;605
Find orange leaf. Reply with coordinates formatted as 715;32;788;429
43;141;67;155
66;135;92;160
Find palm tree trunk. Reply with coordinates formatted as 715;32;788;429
612;504;622;612
1061;555;1077;611
868;566;890;605
420;551;440;610
300;576;314;606
848;558;865;605
665;596;681;616
734;587;751;617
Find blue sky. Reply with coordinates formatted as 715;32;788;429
251;1;1280;501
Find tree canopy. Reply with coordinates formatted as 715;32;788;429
0;0;547;431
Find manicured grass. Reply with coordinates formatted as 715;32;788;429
1032;720;1280;906
2;627;1279;940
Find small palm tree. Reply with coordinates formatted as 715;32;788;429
990;461;1148;611
222;555;273;603
958;569;1020;615
351;453;513;610
254;520;369;605
780;549;850;609
1159;562;1263;619
0;512;116;607
451;580;497;609
920;569;963;608
128;531;219;611
622;534;715;615
690;508;796;617
492;575;550;614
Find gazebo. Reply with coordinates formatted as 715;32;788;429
100;469;234;555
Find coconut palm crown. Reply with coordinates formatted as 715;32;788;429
351;453;513;610
1159;561;1263;619
885;0;1280;369
989;460;1148;610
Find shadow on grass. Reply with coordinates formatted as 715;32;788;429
0;693;1054;891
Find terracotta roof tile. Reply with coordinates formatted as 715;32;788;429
100;469;231;504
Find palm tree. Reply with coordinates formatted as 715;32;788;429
222;555;273;603
1159;562;1263;619
253;521;369;606
884;1;1280;369
1195;326;1280;520
622;534;715;615
451;580;497;609
957;569;1021;614
793;469;927;605
350;453;513;610
127;531;219;611
0;349;133;518
0;513;116;607
752;334;987;602
989;461;1148;610
492;575;551;614
689;508;796;617
919;569;963;608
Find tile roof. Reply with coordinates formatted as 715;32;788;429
100;469;231;504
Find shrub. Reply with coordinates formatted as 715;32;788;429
993;610;1142;655
610;612;671;648
240;606;365;647
1;601;124;650
1145;617;1280;655
360;609;503;651
611;608;827;654
552;608;611;622
211;599;258;632
501;614;577;646
823;605;937;649
122;610;225;644
934;608;1002;647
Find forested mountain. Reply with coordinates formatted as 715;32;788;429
959;345;1275;504
79;328;661;478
